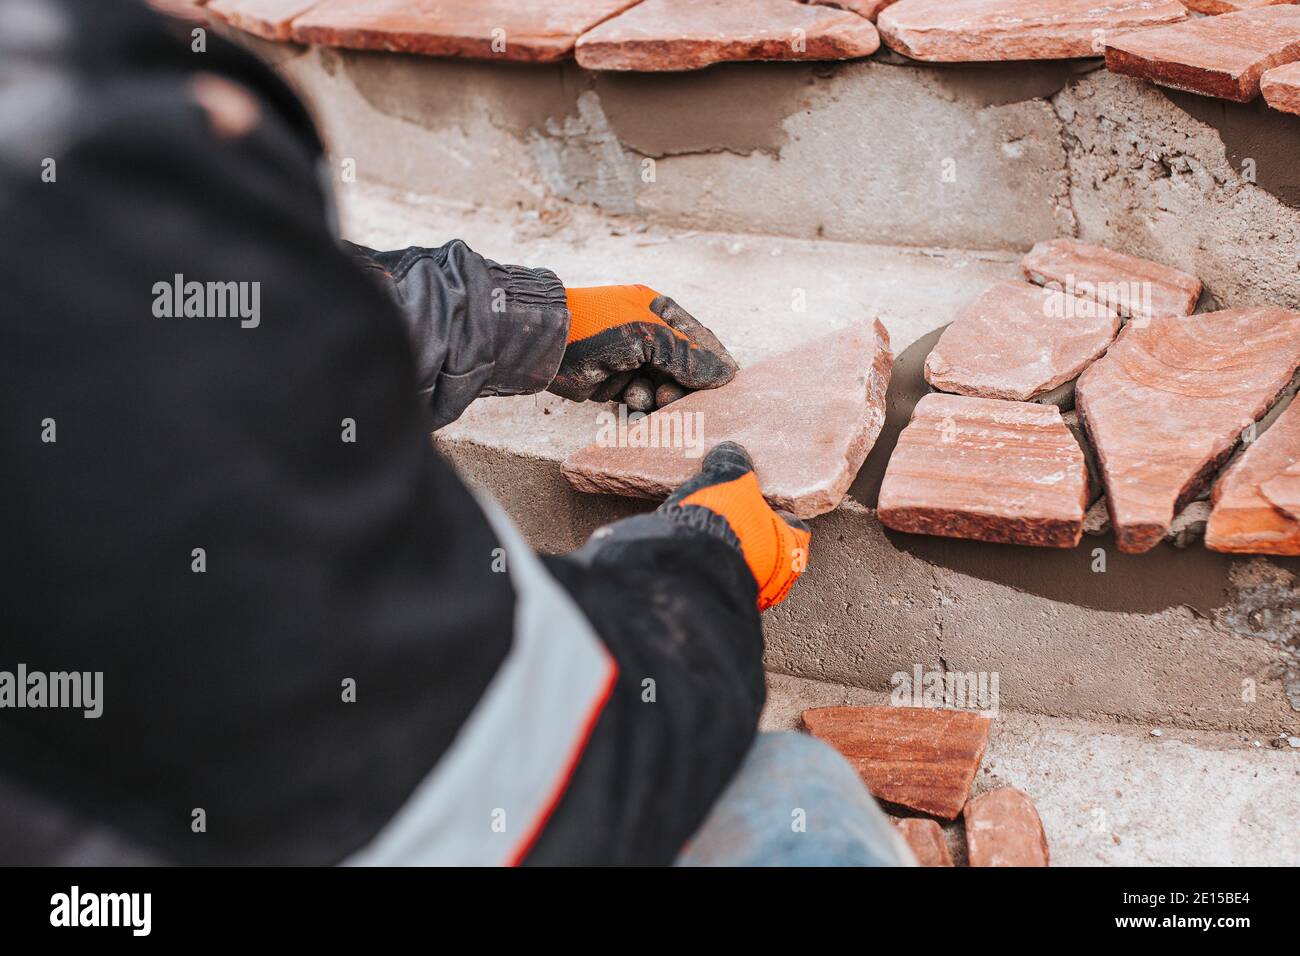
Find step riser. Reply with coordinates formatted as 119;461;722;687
279;44;1300;307
442;436;1300;737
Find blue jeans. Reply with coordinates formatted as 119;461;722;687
676;732;917;866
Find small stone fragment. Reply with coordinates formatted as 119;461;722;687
1104;6;1300;102
206;0;319;40
575;0;881;71
1262;60;1300;114
1021;238;1201;323
878;0;1187;62
1083;498;1112;537
655;381;686;408
1166;500;1212;548
802;706;991;820
1078;308;1300;553
1186;0;1300;13
924;280;1119;403
877;393;1090;548
622;376;655;413
963;787;1050;867
891;817;954;866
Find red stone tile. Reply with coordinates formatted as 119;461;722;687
291;0;642;62
1105;6;1300;101
891;817;955;866
1206;399;1300;554
1077;308;1300;553
964;787;1050;867
1261;59;1300;113
1021;238;1201;322
877;393;1090;548
574;0;880;71
877;0;1187;62
802;706;991;820
924;280;1120;402
1185;0;1297;14
562;321;892;520
207;0;318;40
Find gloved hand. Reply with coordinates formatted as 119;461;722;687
660;442;811;612
550;285;738;409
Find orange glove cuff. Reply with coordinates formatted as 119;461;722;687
564;284;680;344
680;472;811;611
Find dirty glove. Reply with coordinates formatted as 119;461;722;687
660;442;811;612
550;285;739;408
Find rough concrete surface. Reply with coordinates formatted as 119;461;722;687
763;673;1300;866
340;184;1300;735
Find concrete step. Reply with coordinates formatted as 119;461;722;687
764;673;1300;867
341;183;1300;738
269;39;1300;309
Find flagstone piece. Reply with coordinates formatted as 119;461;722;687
291;0;643;62
1186;0;1299;14
877;0;1187;63
1261;59;1300;112
964;787;1050;867
1021;238;1201;322
877;393;1090;548
1077;308;1300;553
1104;6;1300;101
574;0;881;72
924;280;1120;402
207;0;318;39
891;818;955;866
562;321;892;520
1206;398;1300;554
801;706;991;820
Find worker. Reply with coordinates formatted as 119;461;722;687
0;0;911;866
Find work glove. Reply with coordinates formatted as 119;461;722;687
660;442;811;612
550;285;739;409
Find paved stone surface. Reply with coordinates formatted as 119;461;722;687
891;817;954;866
575;0;881;71
964;787;1051;866
924;279;1120;402
207;0;319;40
1261;59;1300;113
1206;399;1300;554
877;393;1090;547
291;0;642;61
1077;308;1300;553
877;0;1187;62
802;706;991;819
562;320;892;519
1105;6;1300;101
1021;238;1201;322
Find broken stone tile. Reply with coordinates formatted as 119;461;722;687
574;0;881;71
801;706;991;820
810;0;900;21
891;817;954;866
924;280;1120;403
877;0;1187;62
1021;238;1201;323
562;321;892;519
291;0;642;62
877;393;1090;548
1261;60;1300;114
1104;6;1300;102
1206;398;1300;554
207;0;318;40
1077;308;1300;553
964;787;1050;867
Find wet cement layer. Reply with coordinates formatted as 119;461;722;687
848;327;1300;617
